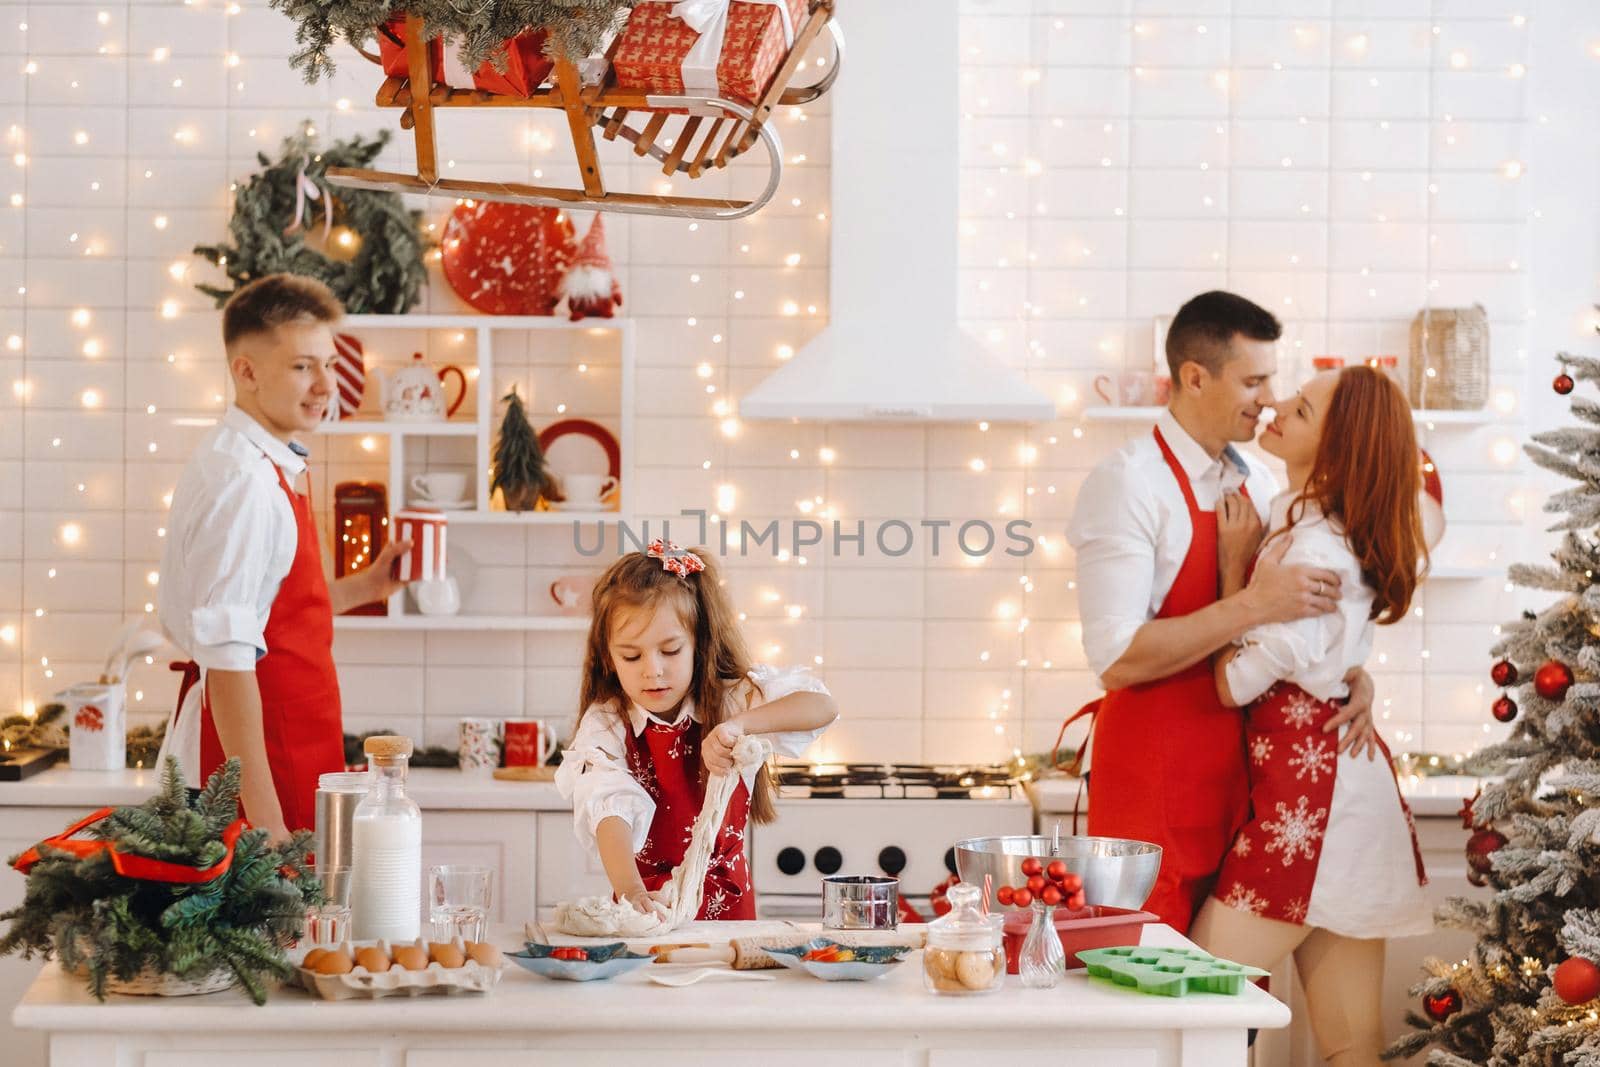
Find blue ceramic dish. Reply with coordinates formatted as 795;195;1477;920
508;942;653;982
763;938;915;982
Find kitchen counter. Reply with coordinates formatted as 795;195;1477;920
0;764;566;810
1030;771;1482;819
13;921;1288;1067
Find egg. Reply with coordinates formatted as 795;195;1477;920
465;941;504;968
392;945;429;971
355;946;392;973
427;941;466;969
301;948;329;971
313;949;355;975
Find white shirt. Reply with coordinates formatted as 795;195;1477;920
1067;411;1279;680
157;406;308;672
1225;494;1372;705
555;664;834;853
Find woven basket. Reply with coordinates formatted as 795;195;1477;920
1408;305;1489;410
71;961;237;997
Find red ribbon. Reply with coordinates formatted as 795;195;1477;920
13;808;248;884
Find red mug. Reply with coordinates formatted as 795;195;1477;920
503;719;555;767
394;508;447;582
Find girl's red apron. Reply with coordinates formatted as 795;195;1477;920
623;714;756;920
1071;427;1251;935
172;463;344;832
1212;681;1425;924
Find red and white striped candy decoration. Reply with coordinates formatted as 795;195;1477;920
327;332;366;420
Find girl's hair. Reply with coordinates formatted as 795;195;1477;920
577;546;777;824
1279;365;1427;624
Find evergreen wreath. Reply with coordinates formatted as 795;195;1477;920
269;0;636;83
193;125;429;314
0;757;320;1004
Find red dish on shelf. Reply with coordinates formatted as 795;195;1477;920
1000;905;1159;974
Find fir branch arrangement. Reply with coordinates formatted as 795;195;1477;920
491;387;556;511
1;702;67;751
0;758;320;1004
268;0;635;83
193;125;429;314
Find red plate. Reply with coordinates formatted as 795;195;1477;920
538;418;621;479
441;201;575;316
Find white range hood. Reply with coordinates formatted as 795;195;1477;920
739;0;1054;423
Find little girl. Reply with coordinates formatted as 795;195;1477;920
555;539;839;921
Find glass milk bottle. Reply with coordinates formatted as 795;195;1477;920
350;735;422;942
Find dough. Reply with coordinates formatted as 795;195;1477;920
554;734;769;937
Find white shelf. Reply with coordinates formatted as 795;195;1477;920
321;420;477;436
1080;406;1496;426
437;509;622;525
343;313;630;333
335;615;589;632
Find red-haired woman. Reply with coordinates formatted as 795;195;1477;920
1191;365;1431;1066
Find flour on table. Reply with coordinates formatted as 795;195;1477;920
553;734;769;937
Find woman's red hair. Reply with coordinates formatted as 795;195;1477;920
1286;365;1427;624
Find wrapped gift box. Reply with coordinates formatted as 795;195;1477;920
376;19;554;98
611;0;809;106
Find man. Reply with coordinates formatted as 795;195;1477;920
158;274;410;841
1066;290;1377;935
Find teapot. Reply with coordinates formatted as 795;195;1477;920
379;351;467;422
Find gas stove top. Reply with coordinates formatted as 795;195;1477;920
772;762;1026;800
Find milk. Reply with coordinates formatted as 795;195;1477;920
350;813;422;942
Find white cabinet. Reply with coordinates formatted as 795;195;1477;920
420;810;538;924
534;811;611;915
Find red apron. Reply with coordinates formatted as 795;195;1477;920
623;714;756;920
1076;427;1251;935
176;463;344;832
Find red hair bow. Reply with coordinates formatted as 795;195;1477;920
647;538;705;578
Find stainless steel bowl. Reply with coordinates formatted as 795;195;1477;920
954;835;1162;911
822;875;899;930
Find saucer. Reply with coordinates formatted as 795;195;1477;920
410;498;473;511
548;500;610;512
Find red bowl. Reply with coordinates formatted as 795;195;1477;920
1000;905;1158;974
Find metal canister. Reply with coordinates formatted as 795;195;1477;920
822;875;899;930
313;771;370;880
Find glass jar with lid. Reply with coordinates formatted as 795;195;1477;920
922;882;1005;995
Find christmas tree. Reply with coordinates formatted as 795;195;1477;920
491;387;554;511
1387;347;1600;1065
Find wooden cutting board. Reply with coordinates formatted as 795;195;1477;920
492;765;558;782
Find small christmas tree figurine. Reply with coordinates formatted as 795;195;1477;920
561;214;623;321
1386;343;1600;1064
491;387;553;511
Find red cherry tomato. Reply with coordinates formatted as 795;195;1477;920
1046;859;1068;883
1041;885;1062;906
1060;873;1083;894
1012;888;1033;908
1027;875;1046;895
996;885;1015;906
1020;857;1043;878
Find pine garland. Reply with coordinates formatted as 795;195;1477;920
193;125;429;314
268;0;636;82
1;702;67;750
0;758;319;1004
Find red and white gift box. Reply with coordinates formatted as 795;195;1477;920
394;508;447;583
376;19;554;99
611;0;807;106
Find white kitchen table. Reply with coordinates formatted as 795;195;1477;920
13;921;1288;1067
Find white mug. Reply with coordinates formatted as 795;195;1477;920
411;472;468;502
413;576;461;616
560;474;618;507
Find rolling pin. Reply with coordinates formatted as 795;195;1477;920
656;928;927;970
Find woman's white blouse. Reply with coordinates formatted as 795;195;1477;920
554;664;834;852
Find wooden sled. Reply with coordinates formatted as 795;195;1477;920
327;1;842;221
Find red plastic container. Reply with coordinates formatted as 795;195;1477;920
1000;905;1159;973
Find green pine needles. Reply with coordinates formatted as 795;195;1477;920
0;758;320;1004
193;125;429;314
491;387;554;511
268;1;636;82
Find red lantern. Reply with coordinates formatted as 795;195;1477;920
334;481;389;616
1423;988;1462;1022
1465;828;1507;887
1554;373;1575;396
1535;660;1574;702
1490;660;1518;687
1492;695;1518;723
1554;958;1600;1005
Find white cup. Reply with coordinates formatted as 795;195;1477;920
411;472;468;502
413;576;461;616
559;474;618;508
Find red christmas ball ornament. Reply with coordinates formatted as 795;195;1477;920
1066;890;1087;911
1492;695;1518;723
1465;828;1508;887
1026;874;1047;895
1041;885;1062;907
1046;859;1068;883
1554;958;1600;1005
1490;660;1518;687
1535;660;1575;702
995;884;1015;907
1554;372;1576;396
1011;887;1033;908
1020;856;1043;878
1423;988;1462;1022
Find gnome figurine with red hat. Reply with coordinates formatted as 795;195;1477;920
561;214;623;321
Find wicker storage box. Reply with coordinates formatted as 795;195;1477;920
1408;305;1489;410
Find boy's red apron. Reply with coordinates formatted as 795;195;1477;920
1068;427;1251;935
624;715;756;920
172;463;344;832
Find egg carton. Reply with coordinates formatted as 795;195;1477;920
292;940;504;1000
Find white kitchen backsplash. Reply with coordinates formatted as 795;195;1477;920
2;0;1595;768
